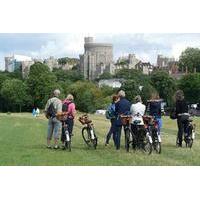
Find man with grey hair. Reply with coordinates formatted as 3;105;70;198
44;89;62;149
114;90;131;150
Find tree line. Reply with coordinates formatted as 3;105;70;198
0;47;200;113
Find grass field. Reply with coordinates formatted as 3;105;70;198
0;112;199;166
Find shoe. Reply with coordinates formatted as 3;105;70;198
47;145;51;149
105;143;109;146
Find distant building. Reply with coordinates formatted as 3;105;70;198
135;61;153;75
80;37;113;80
157;54;175;68
44;56;59;71
116;54;140;70
5;54;33;72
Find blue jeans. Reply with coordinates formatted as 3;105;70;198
105;119;116;144
155;117;162;135
114;125;126;149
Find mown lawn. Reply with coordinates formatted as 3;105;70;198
0;112;199;166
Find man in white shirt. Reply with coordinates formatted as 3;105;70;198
130;95;146;125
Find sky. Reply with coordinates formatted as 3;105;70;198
0;33;200;70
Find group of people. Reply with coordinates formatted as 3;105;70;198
43;88;191;150
44;89;76;149
105;90;163;150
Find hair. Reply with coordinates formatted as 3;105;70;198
112;95;119;102
118;90;126;97
150;92;160;100
135;95;142;103
53;89;61;97
175;90;184;101
66;94;74;101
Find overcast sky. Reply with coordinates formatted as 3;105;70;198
0;33;200;70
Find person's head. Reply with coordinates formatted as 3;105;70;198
53;89;61;97
135;95;142;103
175;90;184;101
118;90;126;98
66;94;74;101
112;95;119;103
150;92;160;100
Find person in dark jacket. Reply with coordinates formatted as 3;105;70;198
105;95;119;146
114;90;131;150
175;90;189;147
147;92;164;142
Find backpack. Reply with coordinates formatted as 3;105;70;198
62;101;72;112
105;104;115;119
46;103;56;118
169;107;177;120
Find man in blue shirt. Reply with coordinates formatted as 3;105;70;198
114;90;131;150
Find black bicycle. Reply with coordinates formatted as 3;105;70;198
121;115;152;154
143;115;161;154
79;114;98;149
62;121;71;151
176;114;196;148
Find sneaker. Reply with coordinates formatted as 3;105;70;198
47;145;51;149
105;143;109;146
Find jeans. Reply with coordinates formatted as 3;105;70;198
177;117;188;145
47;117;61;140
105;119;116;144
155;117;162;135
114;125;126;149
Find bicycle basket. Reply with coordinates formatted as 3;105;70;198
79;115;92;125
120;115;132;125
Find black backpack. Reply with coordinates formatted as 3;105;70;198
62;101;72;112
47;103;56;118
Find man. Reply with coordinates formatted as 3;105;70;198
44;89;62;149
61;94;76;149
114;90;131;150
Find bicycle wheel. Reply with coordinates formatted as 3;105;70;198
82;127;92;147
155;142;161;154
66;141;71;152
143;136;152;155
125;129;130;152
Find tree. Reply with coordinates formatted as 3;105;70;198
53;68;84;82
150;70;177;106
179;73;200;103
0;79;31;112
179;47;200;72
120;80;156;104
27;62;62;108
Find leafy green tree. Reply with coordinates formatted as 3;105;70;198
27;62;62;108
0;79;31;112
53;68;84;82
98;72;113;80
179;47;200;72
120;80;156;104
150;70;177;106
179;73;200;103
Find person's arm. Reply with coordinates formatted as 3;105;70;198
68;103;76;118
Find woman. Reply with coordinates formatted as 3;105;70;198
105;95;119;146
61;94;76;148
175;90;189;147
130;95;146;147
147;92;163;142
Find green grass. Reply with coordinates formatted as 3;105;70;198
0;113;199;166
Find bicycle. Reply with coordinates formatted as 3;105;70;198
57;112;72;151
176;114;196;148
61;121;71;151
79;114;98;149
143;115;161;154
120;115;152;154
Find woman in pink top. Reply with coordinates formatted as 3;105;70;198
61;94;76;147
